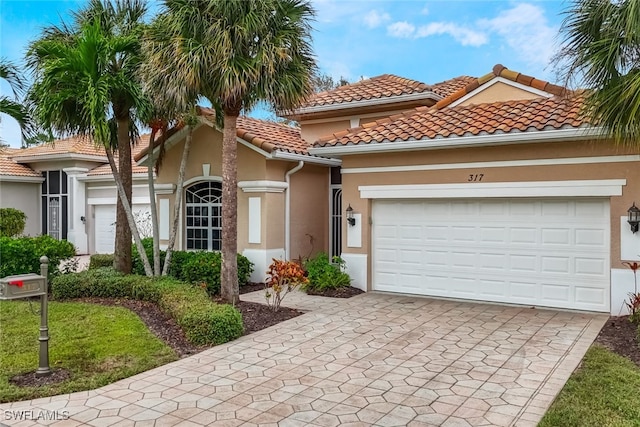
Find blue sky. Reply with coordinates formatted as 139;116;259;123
0;0;568;148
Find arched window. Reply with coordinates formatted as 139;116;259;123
185;181;222;251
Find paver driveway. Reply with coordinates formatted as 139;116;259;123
1;292;606;427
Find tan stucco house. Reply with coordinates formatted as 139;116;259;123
2;64;639;315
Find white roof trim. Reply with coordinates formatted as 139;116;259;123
310;127;606;157
12;153;108;163
360;179;627;199
288;91;442;116
270;150;341;166
342;154;640;174
78;172;151;182
449;76;554;108
0;175;45;183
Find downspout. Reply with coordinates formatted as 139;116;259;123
285;161;304;259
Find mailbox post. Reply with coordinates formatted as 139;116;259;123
0;256;51;377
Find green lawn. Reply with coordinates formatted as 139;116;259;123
539;345;640;427
0;300;177;403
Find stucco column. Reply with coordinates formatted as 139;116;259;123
63;167;89;254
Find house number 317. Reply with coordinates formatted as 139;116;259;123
468;174;484;182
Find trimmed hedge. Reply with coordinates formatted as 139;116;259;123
0;235;76;279
51;268;243;345
128;240;254;296
89;254;114;269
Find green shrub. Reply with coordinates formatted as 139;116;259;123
181;251;254;296
89;254;114;269
0;235;75;279
132;238;165;276
0;208;27;237
237;254;254;286
51;270;243;346
154;279;243;345
303;252;351;292
167;250;196;281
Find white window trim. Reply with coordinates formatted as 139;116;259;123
238;180;288;193
359;179;627;199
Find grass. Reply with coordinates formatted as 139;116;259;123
539;345;640;427
0;300;177;403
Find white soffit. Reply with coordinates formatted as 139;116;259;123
359;179;627;199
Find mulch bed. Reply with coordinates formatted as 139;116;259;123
595;315;640;368
235;301;303;334
240;282;268;294
10;369;71;388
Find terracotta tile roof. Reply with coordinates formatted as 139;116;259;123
199;107;311;154
315;94;587;147
298;74;435;108
429;76;477;98
87;135;151;176
434;64;567;110
0;155;42;178
13;135;107;158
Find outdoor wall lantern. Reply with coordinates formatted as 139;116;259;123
346;204;356;226
628;203;640;233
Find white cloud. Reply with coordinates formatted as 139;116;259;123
387;21;416;38
478;3;558;67
363;9;391;29
387;20;487;47
420;5;429;15
416;23;488;47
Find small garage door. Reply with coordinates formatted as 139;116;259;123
94;204;150;254
372;198;610;312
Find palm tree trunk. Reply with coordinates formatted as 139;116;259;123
114;118;133;273
221;113;239;304
106;148;153;276
147;128;161;276
162;125;192;276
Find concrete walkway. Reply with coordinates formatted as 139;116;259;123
1;291;606;426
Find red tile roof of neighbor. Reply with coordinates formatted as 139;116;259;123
0;154;42;177
12;135;108;158
316;92;585;147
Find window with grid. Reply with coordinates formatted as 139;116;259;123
185;181;222;251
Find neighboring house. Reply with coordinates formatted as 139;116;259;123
0;136;153;254
1;64;638;315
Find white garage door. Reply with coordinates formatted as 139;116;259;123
373;198;610;312
94;204;151;254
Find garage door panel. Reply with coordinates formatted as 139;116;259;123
372;198;610;312
575;257;607;276
575;229;606;246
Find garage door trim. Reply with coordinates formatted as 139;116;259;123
359;179;626;199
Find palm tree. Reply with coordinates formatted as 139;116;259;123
0;59;32;147
145;0;317;303
26;0;153;275
557;0;640;145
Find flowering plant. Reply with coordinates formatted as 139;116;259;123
265;259;308;312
